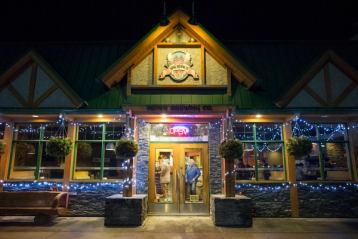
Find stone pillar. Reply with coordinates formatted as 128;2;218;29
209;121;222;194
136;120;150;194
283;121;299;217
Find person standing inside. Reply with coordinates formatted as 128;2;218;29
160;157;171;201
185;158;201;196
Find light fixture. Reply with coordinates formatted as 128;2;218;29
97;114;104;118
256;114;262;118
161;114;167;119
32;115;39;118
105;142;115;151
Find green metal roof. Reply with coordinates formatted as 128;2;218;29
0;41;357;110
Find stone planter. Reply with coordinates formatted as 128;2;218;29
104;194;147;226
211;194;253;227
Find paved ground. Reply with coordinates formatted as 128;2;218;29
0;216;357;239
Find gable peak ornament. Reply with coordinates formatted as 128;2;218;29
159;51;199;82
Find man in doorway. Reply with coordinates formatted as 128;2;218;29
185;158;201;196
160;157;171;201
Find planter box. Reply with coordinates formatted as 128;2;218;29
211;194;253;227
104;194;147;226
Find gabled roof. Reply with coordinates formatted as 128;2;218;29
276;50;358;107
0;50;83;108
101;10;257;88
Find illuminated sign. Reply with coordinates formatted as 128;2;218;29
168;126;189;136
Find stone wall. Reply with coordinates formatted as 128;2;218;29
298;183;358;218
208;122;222;194
136;120;150;194
236;184;291;217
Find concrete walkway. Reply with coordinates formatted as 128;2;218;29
0;216;357;239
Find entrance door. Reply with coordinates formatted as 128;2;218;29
148;143;209;215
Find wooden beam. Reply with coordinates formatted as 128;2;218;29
28;64;38;105
276;52;330;107
323;64;332;104
331;82;356;106
0;123;14;181
201;45;205;85
63;124;76;206
126;68;132;96
226;67;232;96
33;84;58;107
153;46;158;85
304;85;328;107
7;84;29;107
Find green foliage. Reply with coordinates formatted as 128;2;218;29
219;139;243;160
46;137;72;160
0;142;5;154
287;136;312;157
115;140;138;158
77;142;93;158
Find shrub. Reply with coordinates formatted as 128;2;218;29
115;140;138;158
46;137;72;160
287;136;312;157
219;139;243;160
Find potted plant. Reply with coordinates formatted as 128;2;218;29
115;140;139;197
46;137;73;165
0;142;5;155
219;139;243;197
287;136;312;159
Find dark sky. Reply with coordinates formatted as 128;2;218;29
0;0;357;42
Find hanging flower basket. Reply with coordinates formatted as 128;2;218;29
287;136;312;158
46;137;72;162
115;140;138;159
219;139;243;161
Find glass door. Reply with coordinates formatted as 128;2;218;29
148;143;209;215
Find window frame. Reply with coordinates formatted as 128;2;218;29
292;121;353;181
8;123;67;180
233;122;288;182
72;122;126;181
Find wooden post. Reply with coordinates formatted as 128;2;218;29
347;122;358;181
224;158;235;197
0;122;14;182
283;121;299;217
123;158;133;197
63;123;76;208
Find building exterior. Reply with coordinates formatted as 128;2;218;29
0;11;358;217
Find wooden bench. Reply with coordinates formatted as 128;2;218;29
0;191;68;225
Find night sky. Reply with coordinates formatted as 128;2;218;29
0;0;357;42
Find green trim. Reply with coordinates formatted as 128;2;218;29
100;124;106;179
253;124;259;181
281;125;288;181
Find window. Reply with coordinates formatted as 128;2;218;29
74;123;126;180
233;123;286;181
292;121;351;181
10;123;67;180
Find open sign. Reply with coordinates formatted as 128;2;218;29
168;126;189;136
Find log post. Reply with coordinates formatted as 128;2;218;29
224;158;235;197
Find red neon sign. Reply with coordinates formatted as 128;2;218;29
168;126;189;136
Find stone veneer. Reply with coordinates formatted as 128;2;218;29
298;183;358;218
208;121;222;194
237;184;291;217
136;120;150;194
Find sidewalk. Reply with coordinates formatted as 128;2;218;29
0;216;357;239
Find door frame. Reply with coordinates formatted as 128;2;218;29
148;142;209;215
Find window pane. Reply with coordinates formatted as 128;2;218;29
233;123;254;140
322;142;350;180
291;120;317;140
105;123;125;140
74;142;102;180
0;122;5;139
15;124;41;140
235;143;256;180
103;142;125;179
256;123;282;141
11;142;37;179
318;124;347;141
296;143;321;181
43;124;68;140
256;143;284;181
78;123;103;140
39;144;64;179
